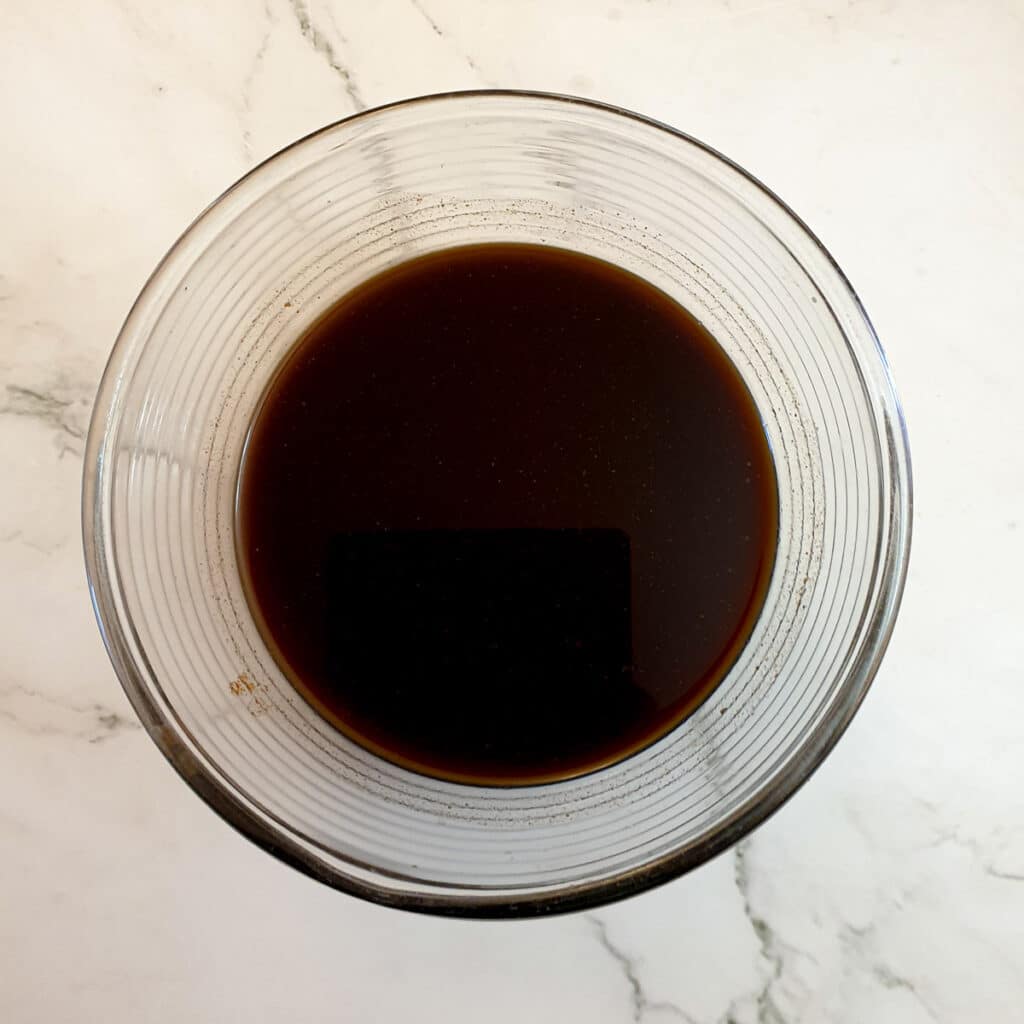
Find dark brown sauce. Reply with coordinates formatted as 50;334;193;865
237;243;777;785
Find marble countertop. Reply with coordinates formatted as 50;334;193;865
2;1;1022;1021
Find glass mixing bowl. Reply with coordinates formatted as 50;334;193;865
83;91;911;916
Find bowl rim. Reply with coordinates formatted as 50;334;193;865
82;89;913;918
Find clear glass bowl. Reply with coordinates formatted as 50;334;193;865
83;92;911;917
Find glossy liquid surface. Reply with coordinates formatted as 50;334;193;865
238;244;777;784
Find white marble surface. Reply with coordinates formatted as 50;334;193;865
1;1;1022;1020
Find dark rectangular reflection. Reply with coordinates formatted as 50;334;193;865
327;528;632;683
322;529;635;775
